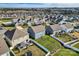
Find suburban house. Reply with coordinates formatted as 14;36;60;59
2;22;13;26
61;23;74;33
0;35;10;56
28;25;45;39
11;18;24;25
46;24;62;35
34;18;43;25
4;26;29;48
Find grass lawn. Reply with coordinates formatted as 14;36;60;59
21;24;28;28
73;43;79;48
4;26;15;30
53;48;79;56
0;21;3;25
56;33;73;43
35;35;61;52
0;18;12;22
12;44;46;56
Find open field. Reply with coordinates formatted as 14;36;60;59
35;35;61;52
12;44;46;56
56;33;73;43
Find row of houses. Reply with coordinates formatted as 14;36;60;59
0;22;74;56
28;23;73;39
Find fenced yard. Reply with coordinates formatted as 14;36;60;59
70;32;79;39
55;33;74;43
0;18;12;22
53;47;79;56
35;35;61;52
12;44;46;56
4;26;14;30
73;42;79;48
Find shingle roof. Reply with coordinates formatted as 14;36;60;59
0;35;9;55
31;25;45;33
5;26;27;40
64;23;73;29
50;24;62;31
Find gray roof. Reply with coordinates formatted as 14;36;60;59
31;25;45;33
50;24;62;31
0;35;9;55
64;23;73;29
5;27;27;40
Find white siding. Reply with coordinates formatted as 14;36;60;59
35;31;45;39
1;52;10;56
12;35;29;47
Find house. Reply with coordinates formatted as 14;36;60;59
46;24;62;35
34;18;43;25
0;35;10;56
2;22;13;26
61;23;74;33
12;18;24;25
28;25;45;39
4;26;29;48
12;19;18;24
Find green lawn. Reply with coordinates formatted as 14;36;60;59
0;21;3;25
35;35;79;56
21;24;28;28
73;43;79;48
35;35;61;52
4;26;15;30
53;48;79;56
0;18;12;22
56;33;73;43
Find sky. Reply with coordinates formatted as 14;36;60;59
0;3;79;8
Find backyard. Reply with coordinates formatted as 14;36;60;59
0;18;12;22
4;26;15;30
21;23;28;28
0;18;14;30
56;33;73;43
35;35;61;52
73;42;79;48
12;44;46;56
53;47;79;56
71;32;79;39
